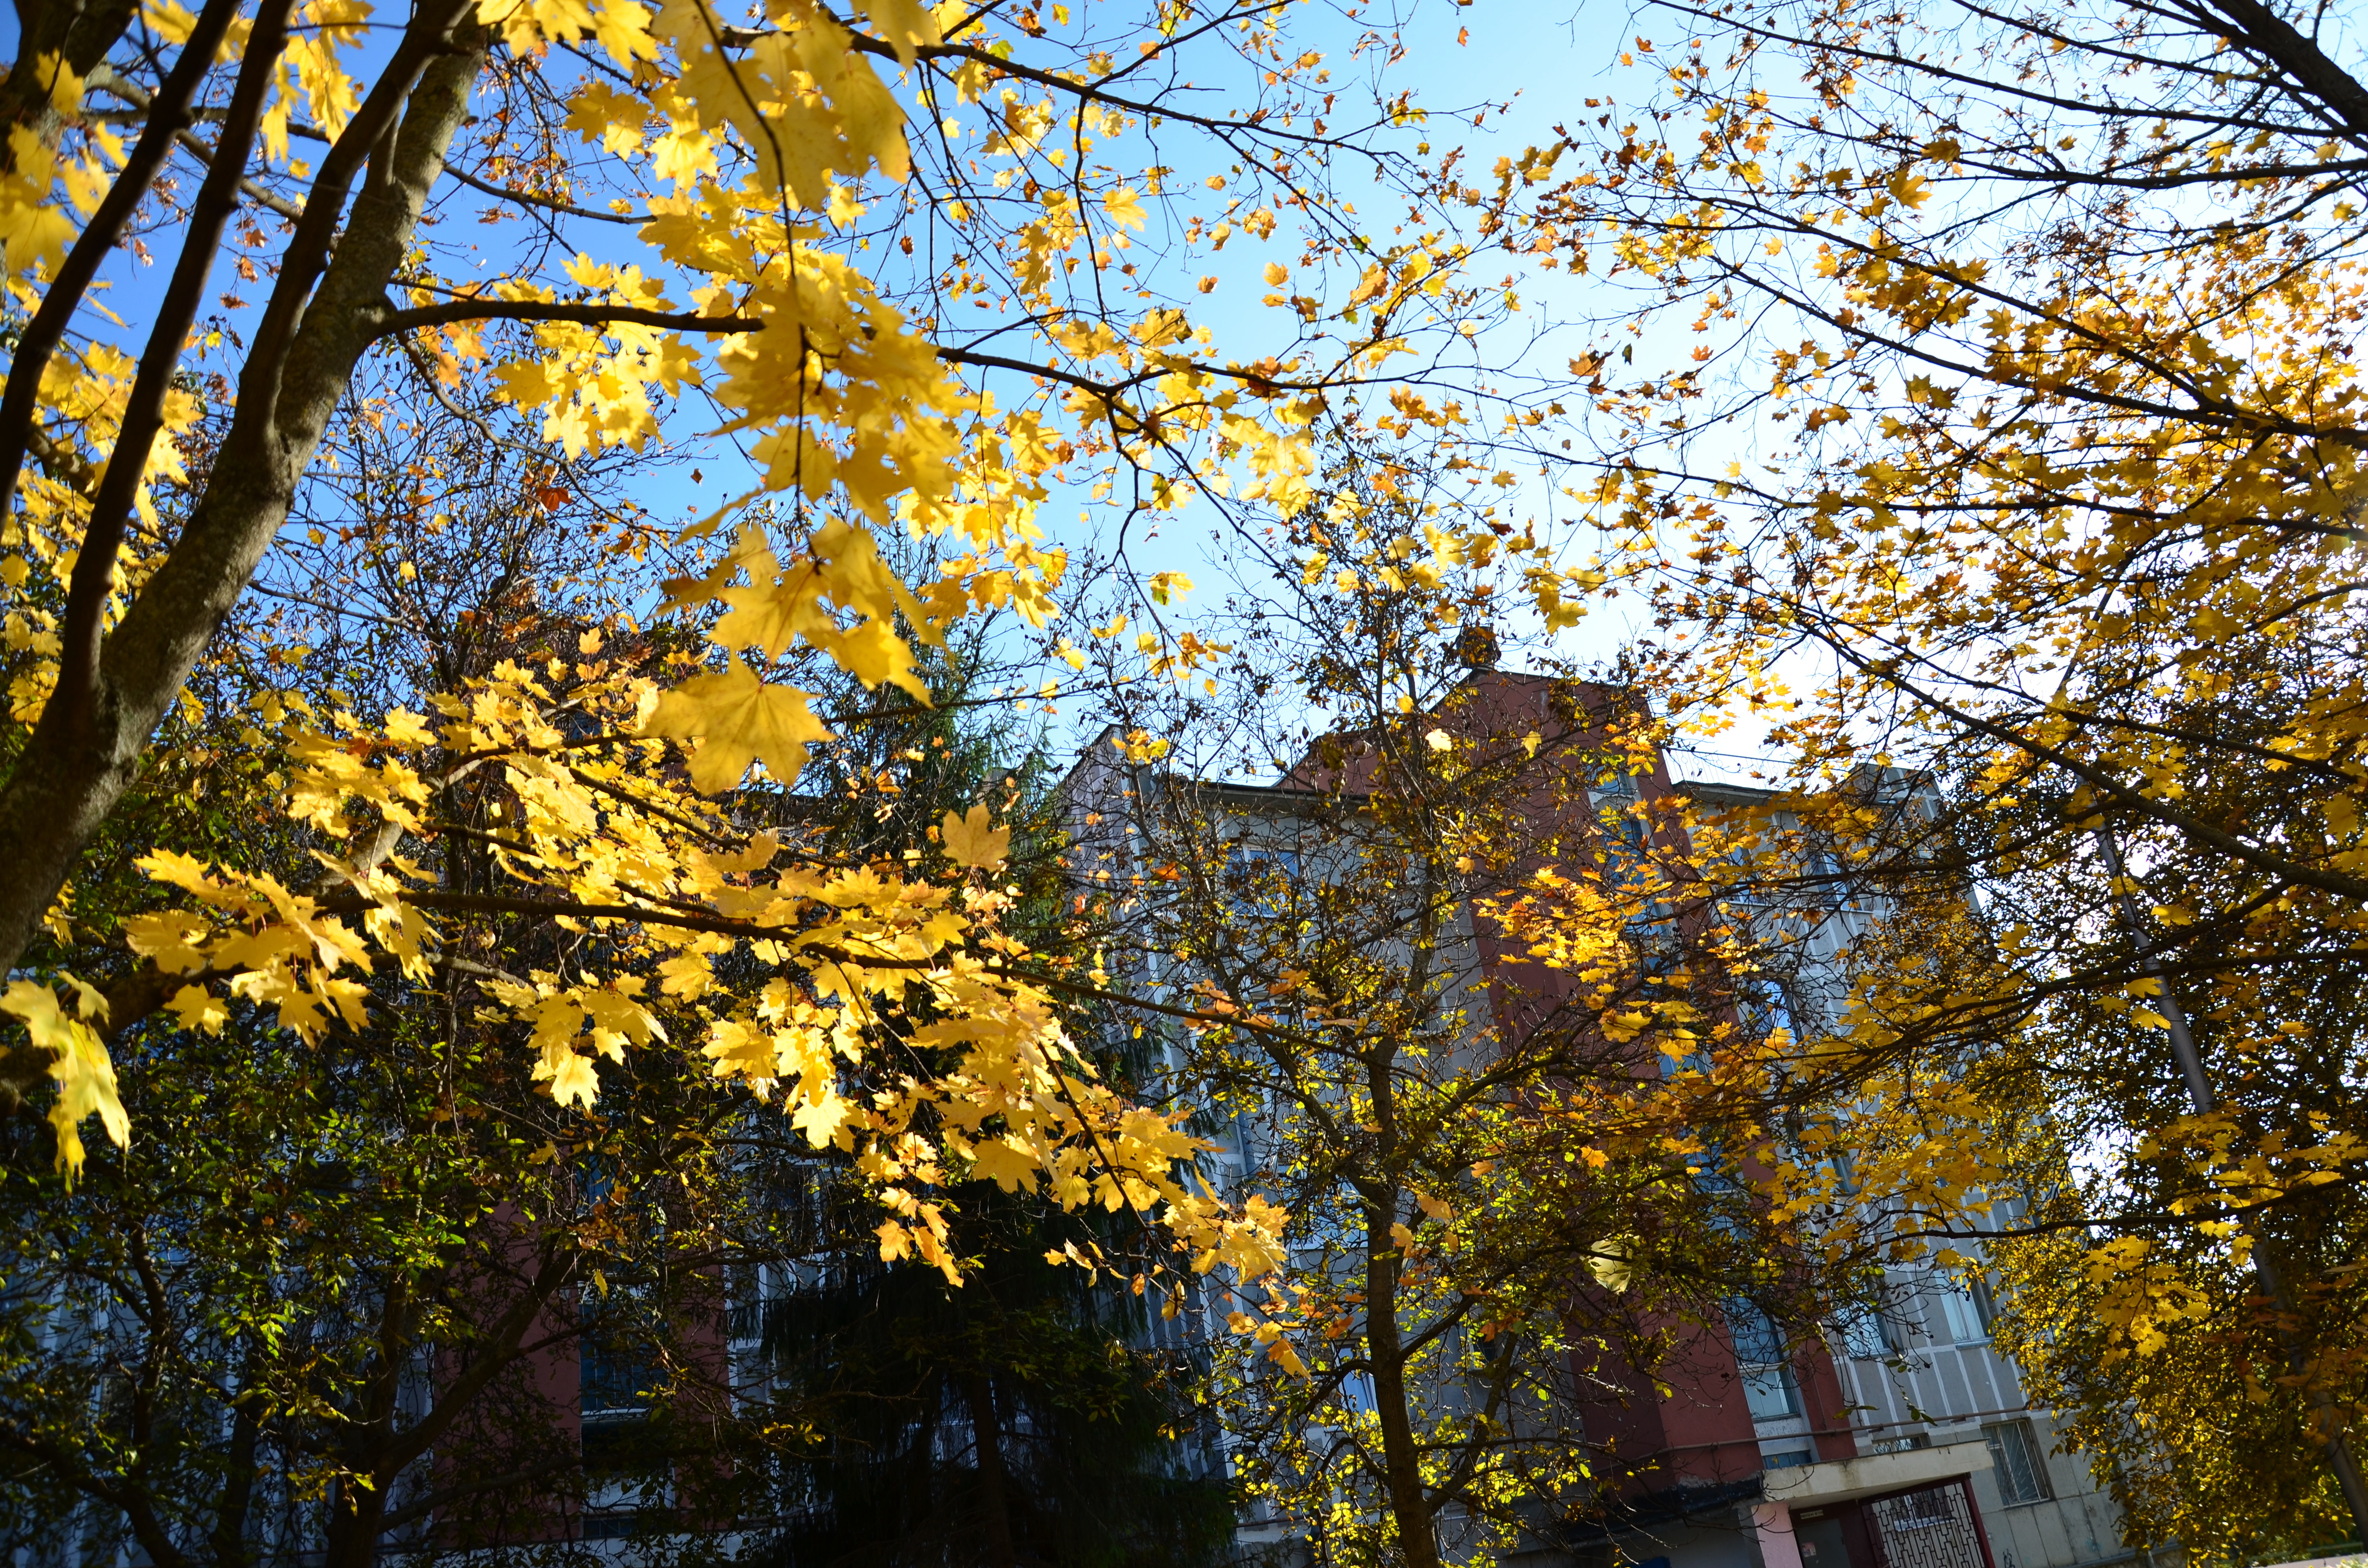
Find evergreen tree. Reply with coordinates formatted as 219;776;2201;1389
745;624;1240;1568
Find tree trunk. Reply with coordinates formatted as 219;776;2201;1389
2097;824;2368;1540
0;0;142;173
1365;1238;1443;1568
962;1372;1021;1568
0;5;484;1030
210;1342;264;1568
1362;846;1446;1568
321;1276;414;1568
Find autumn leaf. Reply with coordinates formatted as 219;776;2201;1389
853;0;942;65
1103;185;1148;230
968;1136;1041;1191
942;804;1011;870
643;658;833;792
1;979;127;1180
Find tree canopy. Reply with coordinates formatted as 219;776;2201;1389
8;0;2368;1557
0;0;1526;1279
1523;0;2368;1543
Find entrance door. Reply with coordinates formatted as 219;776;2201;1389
1863;1480;1994;1568
1794;1510;1852;1568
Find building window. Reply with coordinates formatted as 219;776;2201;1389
1805;848;1848;910
1729;1300;1801;1419
1983;1419;2053;1505
1937;1274;1995;1344
1834;1300;1890;1361
1221;845;1305;931
1741;980;1801;1047
580;1298;661;1520
580;1315;654;1420
1731;1299;1786;1363
1743;1363;1802;1420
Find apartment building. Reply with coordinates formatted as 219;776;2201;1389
1679;780;2128;1568
11;670;2127;1568
1058;668;2130;1568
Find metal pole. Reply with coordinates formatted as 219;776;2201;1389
2093;821;2368;1536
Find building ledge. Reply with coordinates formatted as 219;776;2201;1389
1762;1441;1995;1507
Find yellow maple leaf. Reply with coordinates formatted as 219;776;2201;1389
167;984;228;1034
643;658;832;792
1;979;128;1181
941;804;1011;870
562;79;648;156
967;1136;1041;1192
382;708;435;746
123;910;211;973
141;0;197;41
703;1017;778;1080
542;1047;601;1108
853;0;942;65
1103;185;1148;231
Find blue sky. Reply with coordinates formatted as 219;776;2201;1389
4;0;1796;781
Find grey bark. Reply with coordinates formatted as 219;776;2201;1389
0;8;484;1033
0;0;142;172
0;0;253;527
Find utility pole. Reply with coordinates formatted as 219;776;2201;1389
2096;821;2368;1538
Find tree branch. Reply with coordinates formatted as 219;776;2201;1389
373;299;760;338
440;161;641;223
53;0;298;747
0;3;489;1028
711;18;1355;152
374;1454;585;1534
0;0;248;525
